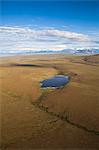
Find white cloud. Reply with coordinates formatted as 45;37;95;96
0;26;98;51
0;26;90;41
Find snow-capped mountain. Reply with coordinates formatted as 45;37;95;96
73;49;99;55
0;48;99;56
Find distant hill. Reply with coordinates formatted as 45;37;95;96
84;54;99;64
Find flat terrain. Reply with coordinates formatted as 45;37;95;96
0;54;99;149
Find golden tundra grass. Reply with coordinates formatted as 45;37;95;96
0;54;99;149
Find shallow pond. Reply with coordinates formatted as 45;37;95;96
40;75;70;88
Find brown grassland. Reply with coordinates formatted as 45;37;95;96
0;54;99;149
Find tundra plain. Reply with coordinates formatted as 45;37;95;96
0;54;99;149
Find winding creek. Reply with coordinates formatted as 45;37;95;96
32;74;99;136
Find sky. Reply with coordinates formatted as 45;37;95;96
0;0;99;51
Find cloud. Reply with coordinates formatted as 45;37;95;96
0;26;90;42
93;41;99;44
0;26;98;51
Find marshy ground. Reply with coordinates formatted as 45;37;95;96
0;54;99;149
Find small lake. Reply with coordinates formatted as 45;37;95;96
40;75;70;88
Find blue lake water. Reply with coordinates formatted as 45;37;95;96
40;75;70;88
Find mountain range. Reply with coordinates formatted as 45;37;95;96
0;48;99;56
